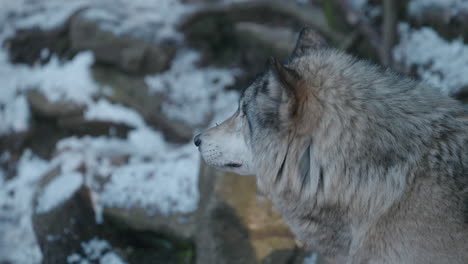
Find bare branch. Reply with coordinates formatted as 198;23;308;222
382;0;397;67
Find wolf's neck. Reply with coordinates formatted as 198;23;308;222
352;174;468;264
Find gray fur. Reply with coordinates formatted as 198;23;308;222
195;28;468;263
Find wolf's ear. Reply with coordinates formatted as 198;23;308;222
269;57;300;98
291;27;327;58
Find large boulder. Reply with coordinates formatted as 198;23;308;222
69;10;177;74
32;185;105;263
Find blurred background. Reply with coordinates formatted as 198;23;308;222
1;0;468;263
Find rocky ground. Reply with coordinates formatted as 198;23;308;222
1;0;468;264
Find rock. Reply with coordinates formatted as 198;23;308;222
179;1;342;64
69;11;176;74
179;1;341;89
196;202;257;264
453;86;468;104
195;164;308;264
4;8;84;65
103;212;195;264
32;186;102;264
26;90;84;119
234;22;296;57
32;183;194;264
179;1;338;44
27;89;131;142
103;207;197;241
408;2;468;41
5;6;176;74
0;131;30;157
57;116;132;138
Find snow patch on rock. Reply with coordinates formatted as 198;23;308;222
393;23;468;95
67;238;126;264
24;52;98;104
36;172;83;214
84;99;147;129
0;51;99;135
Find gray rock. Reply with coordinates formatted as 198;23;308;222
4;7;84;65
26;89;132;138
69;12;176;74
234;22;296;57
26;90;84;119
0;130;30;157
408;3;468;42
103;207;197;241
32;186;103;264
57;116;132;138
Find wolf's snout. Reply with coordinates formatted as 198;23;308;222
193;134;202;147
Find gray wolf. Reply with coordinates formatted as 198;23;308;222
194;28;468;263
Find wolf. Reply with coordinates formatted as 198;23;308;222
193;28;468;263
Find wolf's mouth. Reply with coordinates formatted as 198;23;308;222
225;162;242;168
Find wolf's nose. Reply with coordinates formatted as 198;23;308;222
194;134;202;147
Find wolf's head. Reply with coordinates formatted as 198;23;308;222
194;28;327;177
194;25;448;206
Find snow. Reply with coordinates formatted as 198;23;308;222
145;49;240;128
408;0;468;18
36;172;84;214
55;127;200;216
393;23;468;95
0;45;29;134
100;252;127;264
0;95;30;135
0;151;49;264
67;238;126;264
82;238;110;260
25;52;98;104
0;51;99;135
84;99;146;128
